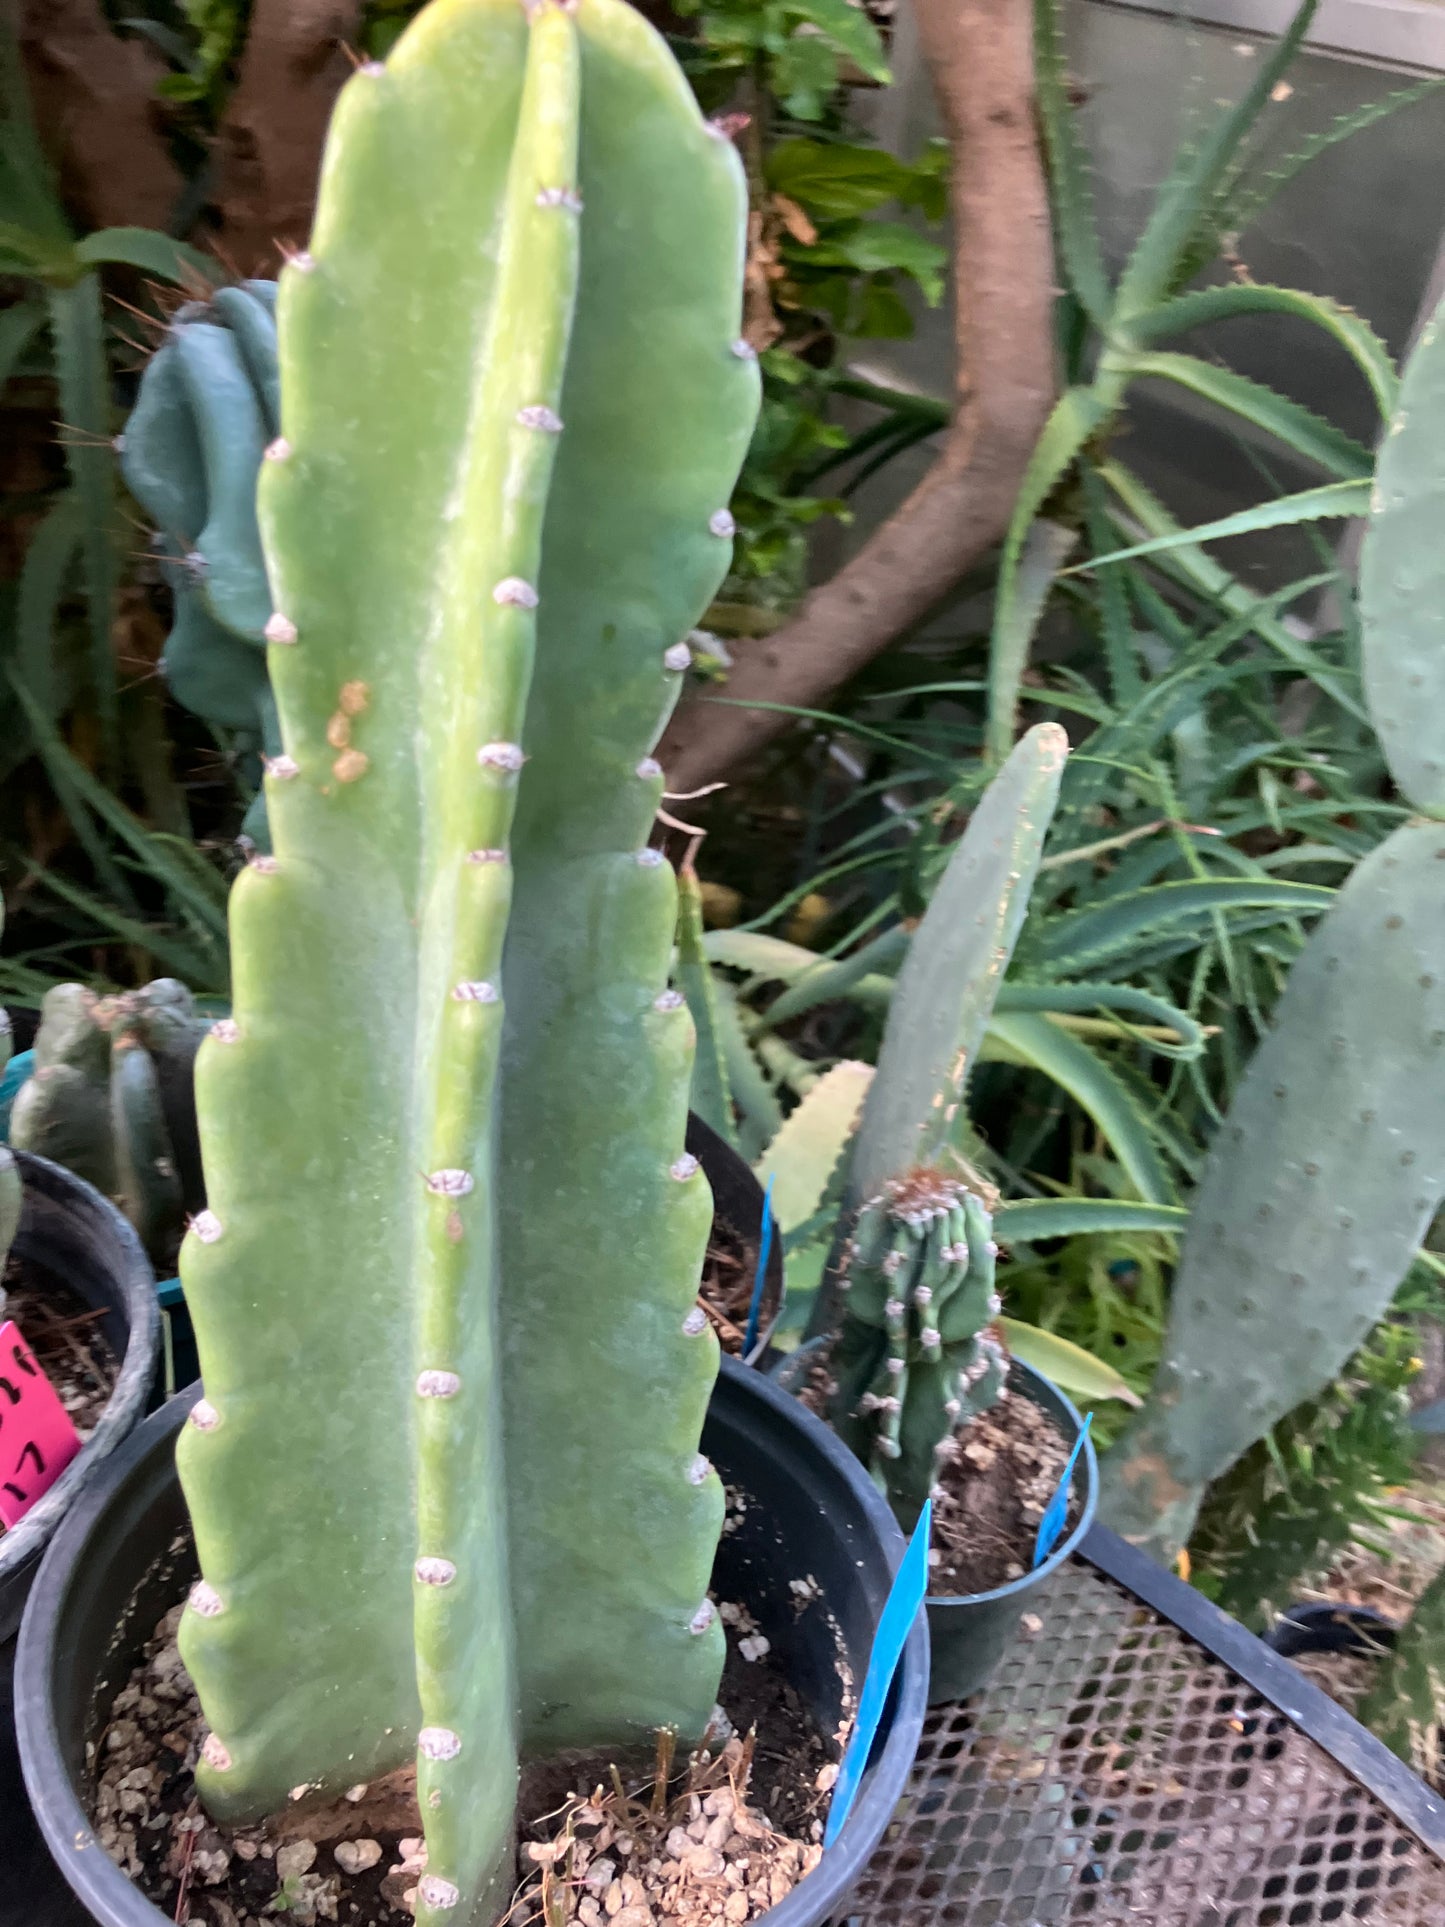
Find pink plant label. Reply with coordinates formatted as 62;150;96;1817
0;1319;82;1527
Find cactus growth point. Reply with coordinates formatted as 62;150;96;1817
10;980;208;1263
170;4;756;1921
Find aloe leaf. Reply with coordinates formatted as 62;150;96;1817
47;277;119;769
1123;351;1373;481
754;1059;872;1232
988;517;1076;764
1131;284;1397;418
1097;458;1368;720
676;870;736;1148
73;227;216;285
1037;877;1333;975
1033;0;1110;323
994;1197;1187;1240
1077;480;1368;572
986;1011;1175;1203
998;1318;1143;1406
1111;0;1318;322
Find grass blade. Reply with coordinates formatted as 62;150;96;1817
47;276;118;770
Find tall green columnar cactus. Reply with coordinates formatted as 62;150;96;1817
1100;297;1445;1561
173;4;756;1922
823;725;1068;1522
122;281;280;843
10;980;209;1262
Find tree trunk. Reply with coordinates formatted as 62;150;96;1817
657;0;1057;791
209;0;363;274
15;0;183;234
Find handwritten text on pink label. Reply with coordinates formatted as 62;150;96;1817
0;1319;83;1527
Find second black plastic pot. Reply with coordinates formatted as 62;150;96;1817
1264;1600;1401;1660
687;1113;783;1364
926;1358;1098;1704
0;1151;158;1641
16;1357;926;1926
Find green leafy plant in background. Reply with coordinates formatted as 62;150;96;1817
987;0;1443;759
0;14;212;772
0;9;241;996
1191;1320;1422;1630
172;10;756;1927
685;0;1445;1329
671;0;951;615
1096;292;1445;1563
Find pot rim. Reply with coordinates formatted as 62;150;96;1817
0;1148;158;1587
17;1358;927;1927
924;1356;1099;1613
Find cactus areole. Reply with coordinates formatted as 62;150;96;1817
171;3;758;1921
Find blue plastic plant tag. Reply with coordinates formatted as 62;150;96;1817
0;1047;34;1140
823;1497;931;1849
1032;1410;1093;1569
741;1175;775;1358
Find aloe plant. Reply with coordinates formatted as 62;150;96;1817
10;979;208;1262
1099;294;1445;1560
172;5;757;1922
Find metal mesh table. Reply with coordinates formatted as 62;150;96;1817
844;1527;1445;1926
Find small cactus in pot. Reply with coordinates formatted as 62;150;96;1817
830;1170;1007;1531
791;725;1074;1538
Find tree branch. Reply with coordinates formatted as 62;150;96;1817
16;0;183;233
658;0;1057;790
209;0;362;274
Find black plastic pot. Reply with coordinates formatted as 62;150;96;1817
926;1357;1098;1704
0;1152;158;1641
16;1356;926;1926
0;1152;159;1927
1264;1599;1401;1660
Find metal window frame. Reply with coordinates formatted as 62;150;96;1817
1092;0;1445;75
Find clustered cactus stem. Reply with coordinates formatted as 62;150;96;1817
832;1170;1006;1528
10;981;208;1263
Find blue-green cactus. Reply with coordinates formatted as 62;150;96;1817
169;4;757;1923
9;979;208;1264
1100;295;1445;1559
123;280;280;845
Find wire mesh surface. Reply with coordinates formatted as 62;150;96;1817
844;1560;1445;1926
